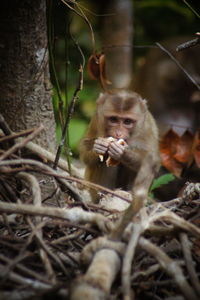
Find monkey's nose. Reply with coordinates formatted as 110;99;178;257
115;131;123;139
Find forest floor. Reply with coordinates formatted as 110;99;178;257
0;125;200;300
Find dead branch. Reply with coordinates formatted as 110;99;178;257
180;233;200;297
0;113;12;136
0;201;112;233
71;237;125;300
0;125;44;161
176;37;200;51
60;0;96;53
0;125;200;299
0;158;86;203
0;158;132;203
0;127;36;143
122;223;143;300
0;263;51;290
71;249;121;300
17;172;56;282
54;63;83;170
139;237;198;300
0;253;49;284
20;139;81;177
70;194;200;300
155;209;200;237
80;237;125;265
156;42;200;90
110;196;143;240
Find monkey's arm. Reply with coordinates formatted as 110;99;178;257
108;137;160;172
80;137;110;166
108;141;144;171
121;147;144;170
79;138;99;166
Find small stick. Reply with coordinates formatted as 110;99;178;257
176;37;200;52
0;114;12;136
122;223;143;300
53;36;84;171
139;237;198;300
17;172;56;282
180;233;200;297
156;42;200;91
0;253;50;284
53;65;83;170
0;127;36;143
0;125;44;161
0;262;51;290
0;158;132;203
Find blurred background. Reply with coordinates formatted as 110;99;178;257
47;0;200;156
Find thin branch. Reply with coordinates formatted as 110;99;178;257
122;223;143;300
0;221;45;285
0;201;112;233
139;237;198;300
60;0;96;53
0;159;132;203
182;0;200;18
47;0;64;126
53;61;84;170
0;253;50;284
17;172;56;282
28;219;68;276
0;263;51;290
0;114;12;136
180;233;200;297
0;127;36;143
156;42;200;91
22;140;81;177
0;125;44;161
176;37;200;51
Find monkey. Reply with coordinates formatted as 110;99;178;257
79;90;160;203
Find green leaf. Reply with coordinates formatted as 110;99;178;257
150;173;175;192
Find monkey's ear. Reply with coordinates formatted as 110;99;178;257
141;98;148;107
96;92;106;104
142;98;147;105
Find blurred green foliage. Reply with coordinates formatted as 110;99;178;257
149;173;175;198
47;0;199;157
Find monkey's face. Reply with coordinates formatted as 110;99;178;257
96;91;147;141
104;114;136;140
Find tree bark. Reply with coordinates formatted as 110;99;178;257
101;0;133;90
0;0;56;151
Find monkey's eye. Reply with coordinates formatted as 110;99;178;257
124;119;134;126
109;116;118;124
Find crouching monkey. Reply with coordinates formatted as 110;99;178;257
79;90;160;204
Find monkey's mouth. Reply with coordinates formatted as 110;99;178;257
106;135;127;142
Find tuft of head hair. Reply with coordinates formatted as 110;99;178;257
96;90;147;114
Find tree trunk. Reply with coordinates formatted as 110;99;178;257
102;0;133;90
0;0;56;151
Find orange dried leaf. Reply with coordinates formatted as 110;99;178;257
99;54;112;86
87;53;111;90
192;131;200;168
173;130;193;163
87;53;101;80
160;129;183;177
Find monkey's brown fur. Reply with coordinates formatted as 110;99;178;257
80;90;160;203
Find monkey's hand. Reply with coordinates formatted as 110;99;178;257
108;140;128;161
93;137;111;157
